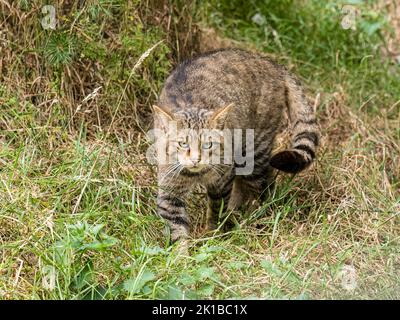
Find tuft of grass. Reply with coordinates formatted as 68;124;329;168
1;0;399;299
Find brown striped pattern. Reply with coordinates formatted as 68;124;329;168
270;75;319;173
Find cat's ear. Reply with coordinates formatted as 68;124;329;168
152;105;175;131
210;103;233;126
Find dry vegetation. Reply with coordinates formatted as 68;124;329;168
0;0;399;299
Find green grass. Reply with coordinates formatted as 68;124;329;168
0;0;399;299
201;0;400;110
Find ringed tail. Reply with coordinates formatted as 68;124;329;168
270;75;320;173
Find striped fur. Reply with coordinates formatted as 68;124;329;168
269;75;319;173
153;48;319;242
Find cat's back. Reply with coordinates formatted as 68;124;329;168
159;48;287;111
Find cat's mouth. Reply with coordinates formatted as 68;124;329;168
180;166;211;176
188;165;204;172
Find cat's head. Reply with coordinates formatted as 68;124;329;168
152;104;232;174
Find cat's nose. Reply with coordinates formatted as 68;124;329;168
191;158;200;166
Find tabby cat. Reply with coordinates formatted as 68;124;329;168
152;48;319;243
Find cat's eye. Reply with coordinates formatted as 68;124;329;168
178;141;189;149
202;142;213;149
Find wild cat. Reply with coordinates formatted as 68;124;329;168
152;48;319;243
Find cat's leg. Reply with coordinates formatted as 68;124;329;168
227;177;247;211
207;176;253;232
206;194;222;232
206;173;235;232
242;163;276;204
224;177;254;230
238;134;276;204
157;189;189;243
259;166;276;203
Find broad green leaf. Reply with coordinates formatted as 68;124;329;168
195;266;215;280
123;270;156;294
261;260;283;276
198;284;215;296
194;252;209;262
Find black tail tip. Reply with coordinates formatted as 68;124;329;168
270;150;311;174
